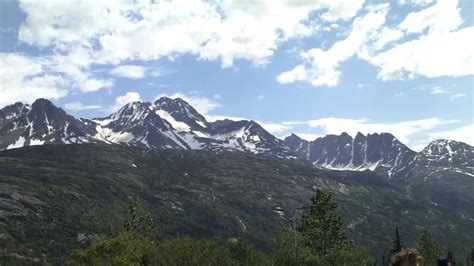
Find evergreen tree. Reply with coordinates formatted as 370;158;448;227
391;226;403;255
123;197;157;239
416;229;441;266
297;188;349;256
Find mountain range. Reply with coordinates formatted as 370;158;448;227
1;97;472;180
0;98;473;263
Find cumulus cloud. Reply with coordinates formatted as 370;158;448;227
0;53;68;107
429;124;474;146
277;5;389;87
398;0;461;34
278;0;473;87
4;0;368;104
64;102;102;111
371;27;474;81
108;92;142;112
17;0;364;69
370;0;473;81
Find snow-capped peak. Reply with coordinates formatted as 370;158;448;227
154;97;207;130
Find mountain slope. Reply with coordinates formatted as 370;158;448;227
1;144;472;263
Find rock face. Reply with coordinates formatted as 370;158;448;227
0;99;98;150
284;132;416;177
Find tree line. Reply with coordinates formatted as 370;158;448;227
68;190;474;266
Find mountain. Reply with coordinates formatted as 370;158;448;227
0;99;99;150
284;132;416;177
1;98;472;174
390;140;474;213
1;144;472;263
1;98;293;157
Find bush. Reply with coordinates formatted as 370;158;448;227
68;232;153;266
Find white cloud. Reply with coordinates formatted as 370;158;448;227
17;0;365;70
321;0;365;22
399;0;461;34
110;64;168;80
427;87;468;101
156;92;221;115
257;95;264;100
430;87;448;95
450;93;466;101
429;124;474;146
372;28;403;50
0;53;68;107
64;102;102;111
398;0;435;7
277;5;388;87
372;26;474;80
82;79;114;93
109;92;142;112
371;0;473;81
256;121;292;135
110;65;147;79
7;0;367;104
277;0;473;87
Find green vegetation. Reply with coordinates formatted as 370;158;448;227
273;189;374;265
69;232;153;266
68;189;375;265
1;144;472;264
416;229;442;266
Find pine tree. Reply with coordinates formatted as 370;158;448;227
391;226;403;255
297;188;349;257
416;229;441;266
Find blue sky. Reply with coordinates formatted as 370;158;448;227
0;0;472;150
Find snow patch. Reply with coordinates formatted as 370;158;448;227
155;110;191;132
7;136;26;149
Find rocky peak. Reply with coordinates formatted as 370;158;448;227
154;97;207;130
418;139;474;167
0;102;30;128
